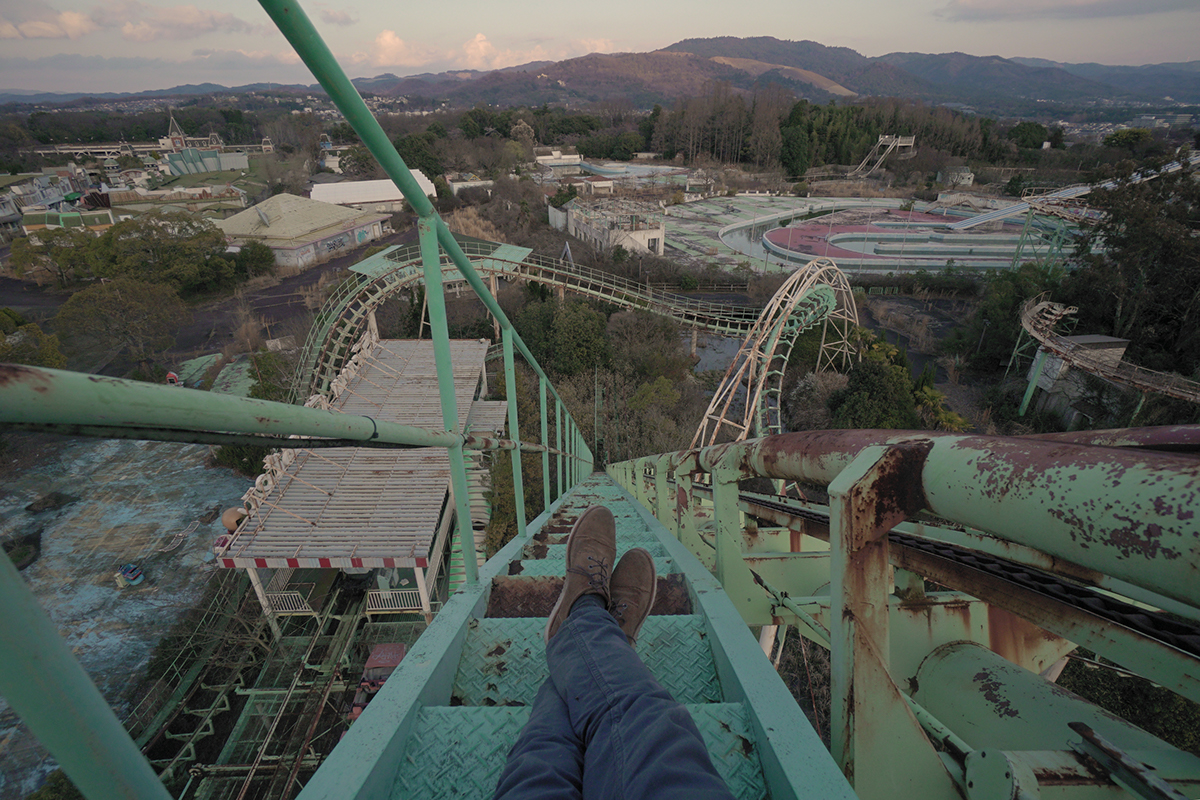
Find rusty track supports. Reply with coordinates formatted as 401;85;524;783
610;425;1200;800
827;443;959;799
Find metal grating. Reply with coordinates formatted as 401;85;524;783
391;703;766;800
451;616;721;707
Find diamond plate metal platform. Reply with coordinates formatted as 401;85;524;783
393;703;767;800
451;616;722;707
511;553;677;578
304;473;853;800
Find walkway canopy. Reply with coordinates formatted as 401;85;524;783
217;339;491;570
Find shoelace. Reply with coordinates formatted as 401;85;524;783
610;600;629;623
566;555;610;592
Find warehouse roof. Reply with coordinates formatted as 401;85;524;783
216;193;386;248
310;174;435;206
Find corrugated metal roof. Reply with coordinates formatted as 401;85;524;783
220;339;491;568
216;193;386;247
466;401;508;438
311;175;435;205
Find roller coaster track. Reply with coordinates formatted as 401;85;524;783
288;241;765;404
949;151;1200;230
691;257;858;447
1020;294;1200;405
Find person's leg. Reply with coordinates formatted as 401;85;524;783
494;505;616;799
549;594;734;800
492;679;584;800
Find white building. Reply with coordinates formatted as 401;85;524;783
310;175;436;213
534;147;582;176
562;199;665;257
217;193;389;270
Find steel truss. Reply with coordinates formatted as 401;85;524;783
691;257;859;448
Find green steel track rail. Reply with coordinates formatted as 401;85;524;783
610;427;1200;799
287;244;765;405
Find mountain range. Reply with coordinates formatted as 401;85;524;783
3;37;1198;114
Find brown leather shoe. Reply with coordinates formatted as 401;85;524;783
544;506;616;643
609;547;657;645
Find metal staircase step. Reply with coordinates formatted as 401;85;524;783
532;540;669;560
451;616;722;707
392;703;767;800
511;554;676;578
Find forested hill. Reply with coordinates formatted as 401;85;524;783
660;37;932;99
7;37;1199;112
661;37;1164;106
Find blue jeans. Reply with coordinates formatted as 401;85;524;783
493;595;735;800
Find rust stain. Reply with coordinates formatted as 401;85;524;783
737;735;754;758
0;364;53;393
486;643;508;658
987;604;1067;668
972;669;1019;718
863;441;933;532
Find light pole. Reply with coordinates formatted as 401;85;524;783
976;318;991;355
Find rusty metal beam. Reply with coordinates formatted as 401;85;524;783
890;539;1200;705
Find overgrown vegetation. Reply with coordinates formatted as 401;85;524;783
13;212;275;293
1058;651;1200;756
211;350;294;477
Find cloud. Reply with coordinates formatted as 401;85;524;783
459;33;614;71
0;6;98;39
936;0;1197;21
319;9;356;26
118;4;269;42
366;30;440;68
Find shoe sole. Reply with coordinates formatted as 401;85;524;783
544;506;608;643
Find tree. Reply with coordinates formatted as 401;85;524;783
10;228;99;287
606;311;692;382
1006;121;1048;150
828;358;919;429
1103;128;1153;152
327;121;358;144
548;184;577;209
1062;161;1200;373
236;242;276;280
781;126;810;177
54;278;190;358
942;261;1063;372
94;211;231;295
550;300;611;376
0;322;66;368
393;132;444;179
337;145;378;176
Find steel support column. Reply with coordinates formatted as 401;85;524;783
828;443;959;800
421;218;478;584
502;328;527;539
540;376;550;510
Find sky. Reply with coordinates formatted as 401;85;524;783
0;0;1196;95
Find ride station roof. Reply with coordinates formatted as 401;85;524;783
218;339;493;570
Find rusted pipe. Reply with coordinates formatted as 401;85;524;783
680;430;1200;610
